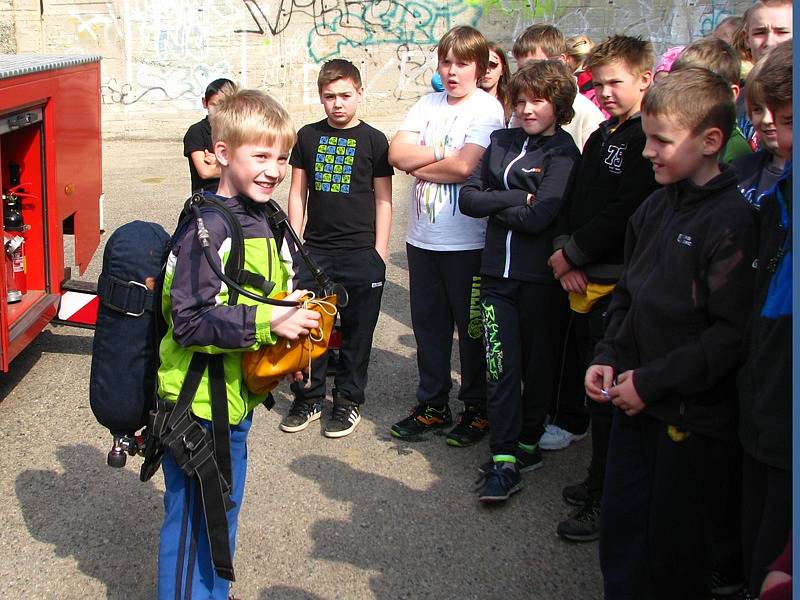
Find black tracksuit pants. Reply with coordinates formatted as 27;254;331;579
291;247;385;405
575;295;613;496
550;309;591;434
600;409;738;600
481;275;564;456
741;452;791;594
406;243;485;409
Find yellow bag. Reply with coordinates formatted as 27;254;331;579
241;293;337;396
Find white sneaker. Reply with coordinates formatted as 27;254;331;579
538;424;588;451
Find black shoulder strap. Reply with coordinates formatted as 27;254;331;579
182;193;277;303
159;352;236;582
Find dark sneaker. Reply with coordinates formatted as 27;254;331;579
476;462;523;504
478;445;543;474
390;404;452;439
705;570;745;597
562;478;593;506
446;406;489;447
324;400;361;438
557;498;601;542
279;399;323;433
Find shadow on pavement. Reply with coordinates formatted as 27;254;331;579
288;452;557;600
0;331;93;404
258;586;326;599
16;444;160;600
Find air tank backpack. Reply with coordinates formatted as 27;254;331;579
89;192;346;581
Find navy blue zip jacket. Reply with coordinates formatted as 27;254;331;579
593;167;757;439
738;168;792;469
459;127;580;283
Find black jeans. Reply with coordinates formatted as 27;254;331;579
406;243;485;409
481;275;565;455
291;247;385;405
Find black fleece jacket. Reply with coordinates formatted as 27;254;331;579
593;167;757;439
459;127;580;283
554;115;660;283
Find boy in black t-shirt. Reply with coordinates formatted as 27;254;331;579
182;78;236;193
284;59;393;438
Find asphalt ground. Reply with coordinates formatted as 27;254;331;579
0;139;602;599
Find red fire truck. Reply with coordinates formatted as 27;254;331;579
0;54;102;371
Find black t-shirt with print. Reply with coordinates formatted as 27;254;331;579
290;119;393;253
183;117;219;193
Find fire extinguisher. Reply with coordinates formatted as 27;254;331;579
4;233;23;303
3;166;32;303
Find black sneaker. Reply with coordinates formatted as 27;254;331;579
446;406;489;447
324;400;361;438
390;404;452;439
562;478;593;506
476;462;523;504
279;399;323;433
705;570;745;597
557;498;601;542
478;445;543;474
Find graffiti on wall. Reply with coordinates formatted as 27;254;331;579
45;0;751;133
233;0;480;62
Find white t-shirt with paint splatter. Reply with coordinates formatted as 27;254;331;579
401;90;505;251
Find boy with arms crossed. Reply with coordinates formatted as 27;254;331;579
284;59;393;438
158;90;320;599
586;68;756;598
388;26;505;446
548;35;659;541
459;60;580;503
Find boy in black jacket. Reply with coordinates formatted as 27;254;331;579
547;35;659;541
586;68;757;599
737;40;792;598
459;60;580;503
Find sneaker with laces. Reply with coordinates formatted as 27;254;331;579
324;400;361;438
446;406;489;447
279;399;323;433
539;424;588;451
478;445;543;474
476;462;523;503
562;478;593;506
557;498;601;542
390;404;452;439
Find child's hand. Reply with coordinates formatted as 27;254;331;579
285;371;304;383
608;370;645;416
559;269;587;294
585;364;615;402
548;249;572;279
269;289;321;340
203;149;217;166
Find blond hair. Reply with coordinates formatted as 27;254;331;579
643;67;735;144
671;38;741;87
585;35;654;77
211;89;295;152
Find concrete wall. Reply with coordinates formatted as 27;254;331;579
2;0;750;139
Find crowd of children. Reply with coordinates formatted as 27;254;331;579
167;3;792;597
